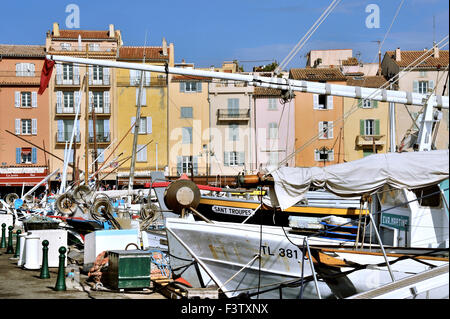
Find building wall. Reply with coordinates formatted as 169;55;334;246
208;81;254;176
293;81;346;167
0;57;49;168
168;78;210;176
307;49;353;67
254;97;295;170
343;97;390;161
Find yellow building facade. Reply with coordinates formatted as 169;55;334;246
115;41;174;185
343;76;390;161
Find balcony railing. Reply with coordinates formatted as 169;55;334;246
55;75;81;86
89;76;111;86
217;109;250;121
56;105;78;115
116;76;167;87
89;132;111;143
89;103;111;115
356;135;385;147
56;131;81;143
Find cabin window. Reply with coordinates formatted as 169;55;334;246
413;185;441;207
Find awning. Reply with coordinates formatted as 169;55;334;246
0;167;49;186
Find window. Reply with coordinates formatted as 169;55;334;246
182;127;193;144
181;81;201;92
57;119;80;142
314;149;334;162
181;107;193;118
268;152;278;166
63;64;73;82
91;91;104;111
268;122;278;139
64;92;74;109
414;80;434;94
16;147;37;164
228;98;239;116
224;151;244;167
418;81;428;94
21;92;31;108
268;98;277;110
88;119;110;142
319;121;333;139
96;148;105;163
360;99;377;109
89;43;100;51
131;117;151;134
61;43;72;51
177;156;198;175
361;119;380;136
413;185;441;207
229;124;239;141
21;119;32;135
92;66;103;83
15;63;35;76
314;94;333;110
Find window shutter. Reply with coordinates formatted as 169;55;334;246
328;150;334;162
32;119;37;135
103;91;110;113
69;149;74;163
103;119;110;139
145;71;151;86
15;92;20;107
314;150;320;162
56;64;62;84
15;119;21;135
32;148;37;164
89;66;93;84
318;121;324;138
196;82;202;92
239;152;245;166
89;91;93;111
360;120;365;136
375;119;380;135
313;94;319;109
15;63;20;76
224;152;230;166
429;80;435;92
88;119;93;137
129;70;135;85
57;120;63;141
193;156;199;175
56;91;63;112
131;117;136;133
30;63;35;76
180;82;185;93
373;100;378;108
16;148;21;164
327;96;333;109
73;65;79;85
142;89;146;105
177;156;182;175
74;91;80;110
327;122;333;139
146;117;152;134
32;92;38;108
413;80;419;93
103;67;110;85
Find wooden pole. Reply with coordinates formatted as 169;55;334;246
85;44;89;185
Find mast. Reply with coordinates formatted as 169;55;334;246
85;44;89;185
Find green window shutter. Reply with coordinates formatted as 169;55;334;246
358;98;362;108
373;100;378;108
375;119;380;135
360;120;365;135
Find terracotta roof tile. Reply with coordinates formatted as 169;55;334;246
0;45;46;57
119;46;170;61
171;75;212;82
55;30;113;39
254;87;282;97
385;50;449;69
289;67;347;81
346;75;388;88
341;57;359;66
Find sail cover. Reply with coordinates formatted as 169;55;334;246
272;150;449;210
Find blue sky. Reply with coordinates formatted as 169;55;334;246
0;0;448;71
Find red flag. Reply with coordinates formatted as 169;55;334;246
38;58;55;95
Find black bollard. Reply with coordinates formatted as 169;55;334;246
0;223;6;249
13;230;22;258
40;240;50;279
55;246;67;291
6;226;14;254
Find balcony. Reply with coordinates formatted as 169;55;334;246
56;131;81;144
55;105;80;116
217;109;250;122
89;103;111;116
55;75;81;86
116;76;167;87
356;135;386;147
89;132;111;144
89;76;111;87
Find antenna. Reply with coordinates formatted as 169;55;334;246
433;15;436;46
371;40;382;75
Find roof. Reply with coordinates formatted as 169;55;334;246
53;30;115;40
0;45;46;57
171;75;212;82
346;75;388;88
289;67;347;81
253;87;282;97
385;49;449;69
119;46;170;61
341;57;359;66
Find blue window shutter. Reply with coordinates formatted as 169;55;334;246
177;156;182;175
32;148;37;164
196;82;202;93
180;82;185;93
193;156;198;175
104;119;110;139
16;148;21;164
239;152;245;166
224;152;230;166
88;119;93;137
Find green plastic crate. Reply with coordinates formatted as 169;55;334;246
103;250;151;290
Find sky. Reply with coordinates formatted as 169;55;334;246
0;0;448;71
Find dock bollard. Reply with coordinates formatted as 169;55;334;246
6;226;14;254
13;230;22;258
55;246;67;291
40;240;50;279
1;223;6;248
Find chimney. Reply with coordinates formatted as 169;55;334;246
162;37;167;56
395;47;401;62
109;24;115;38
53;22;60;37
433;44;439;58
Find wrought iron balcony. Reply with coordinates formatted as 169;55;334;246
217;108;250;121
56;131;81;143
355;135;385;147
89;132;111;144
55;75;81;86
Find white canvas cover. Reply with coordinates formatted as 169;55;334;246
272;150;449;210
